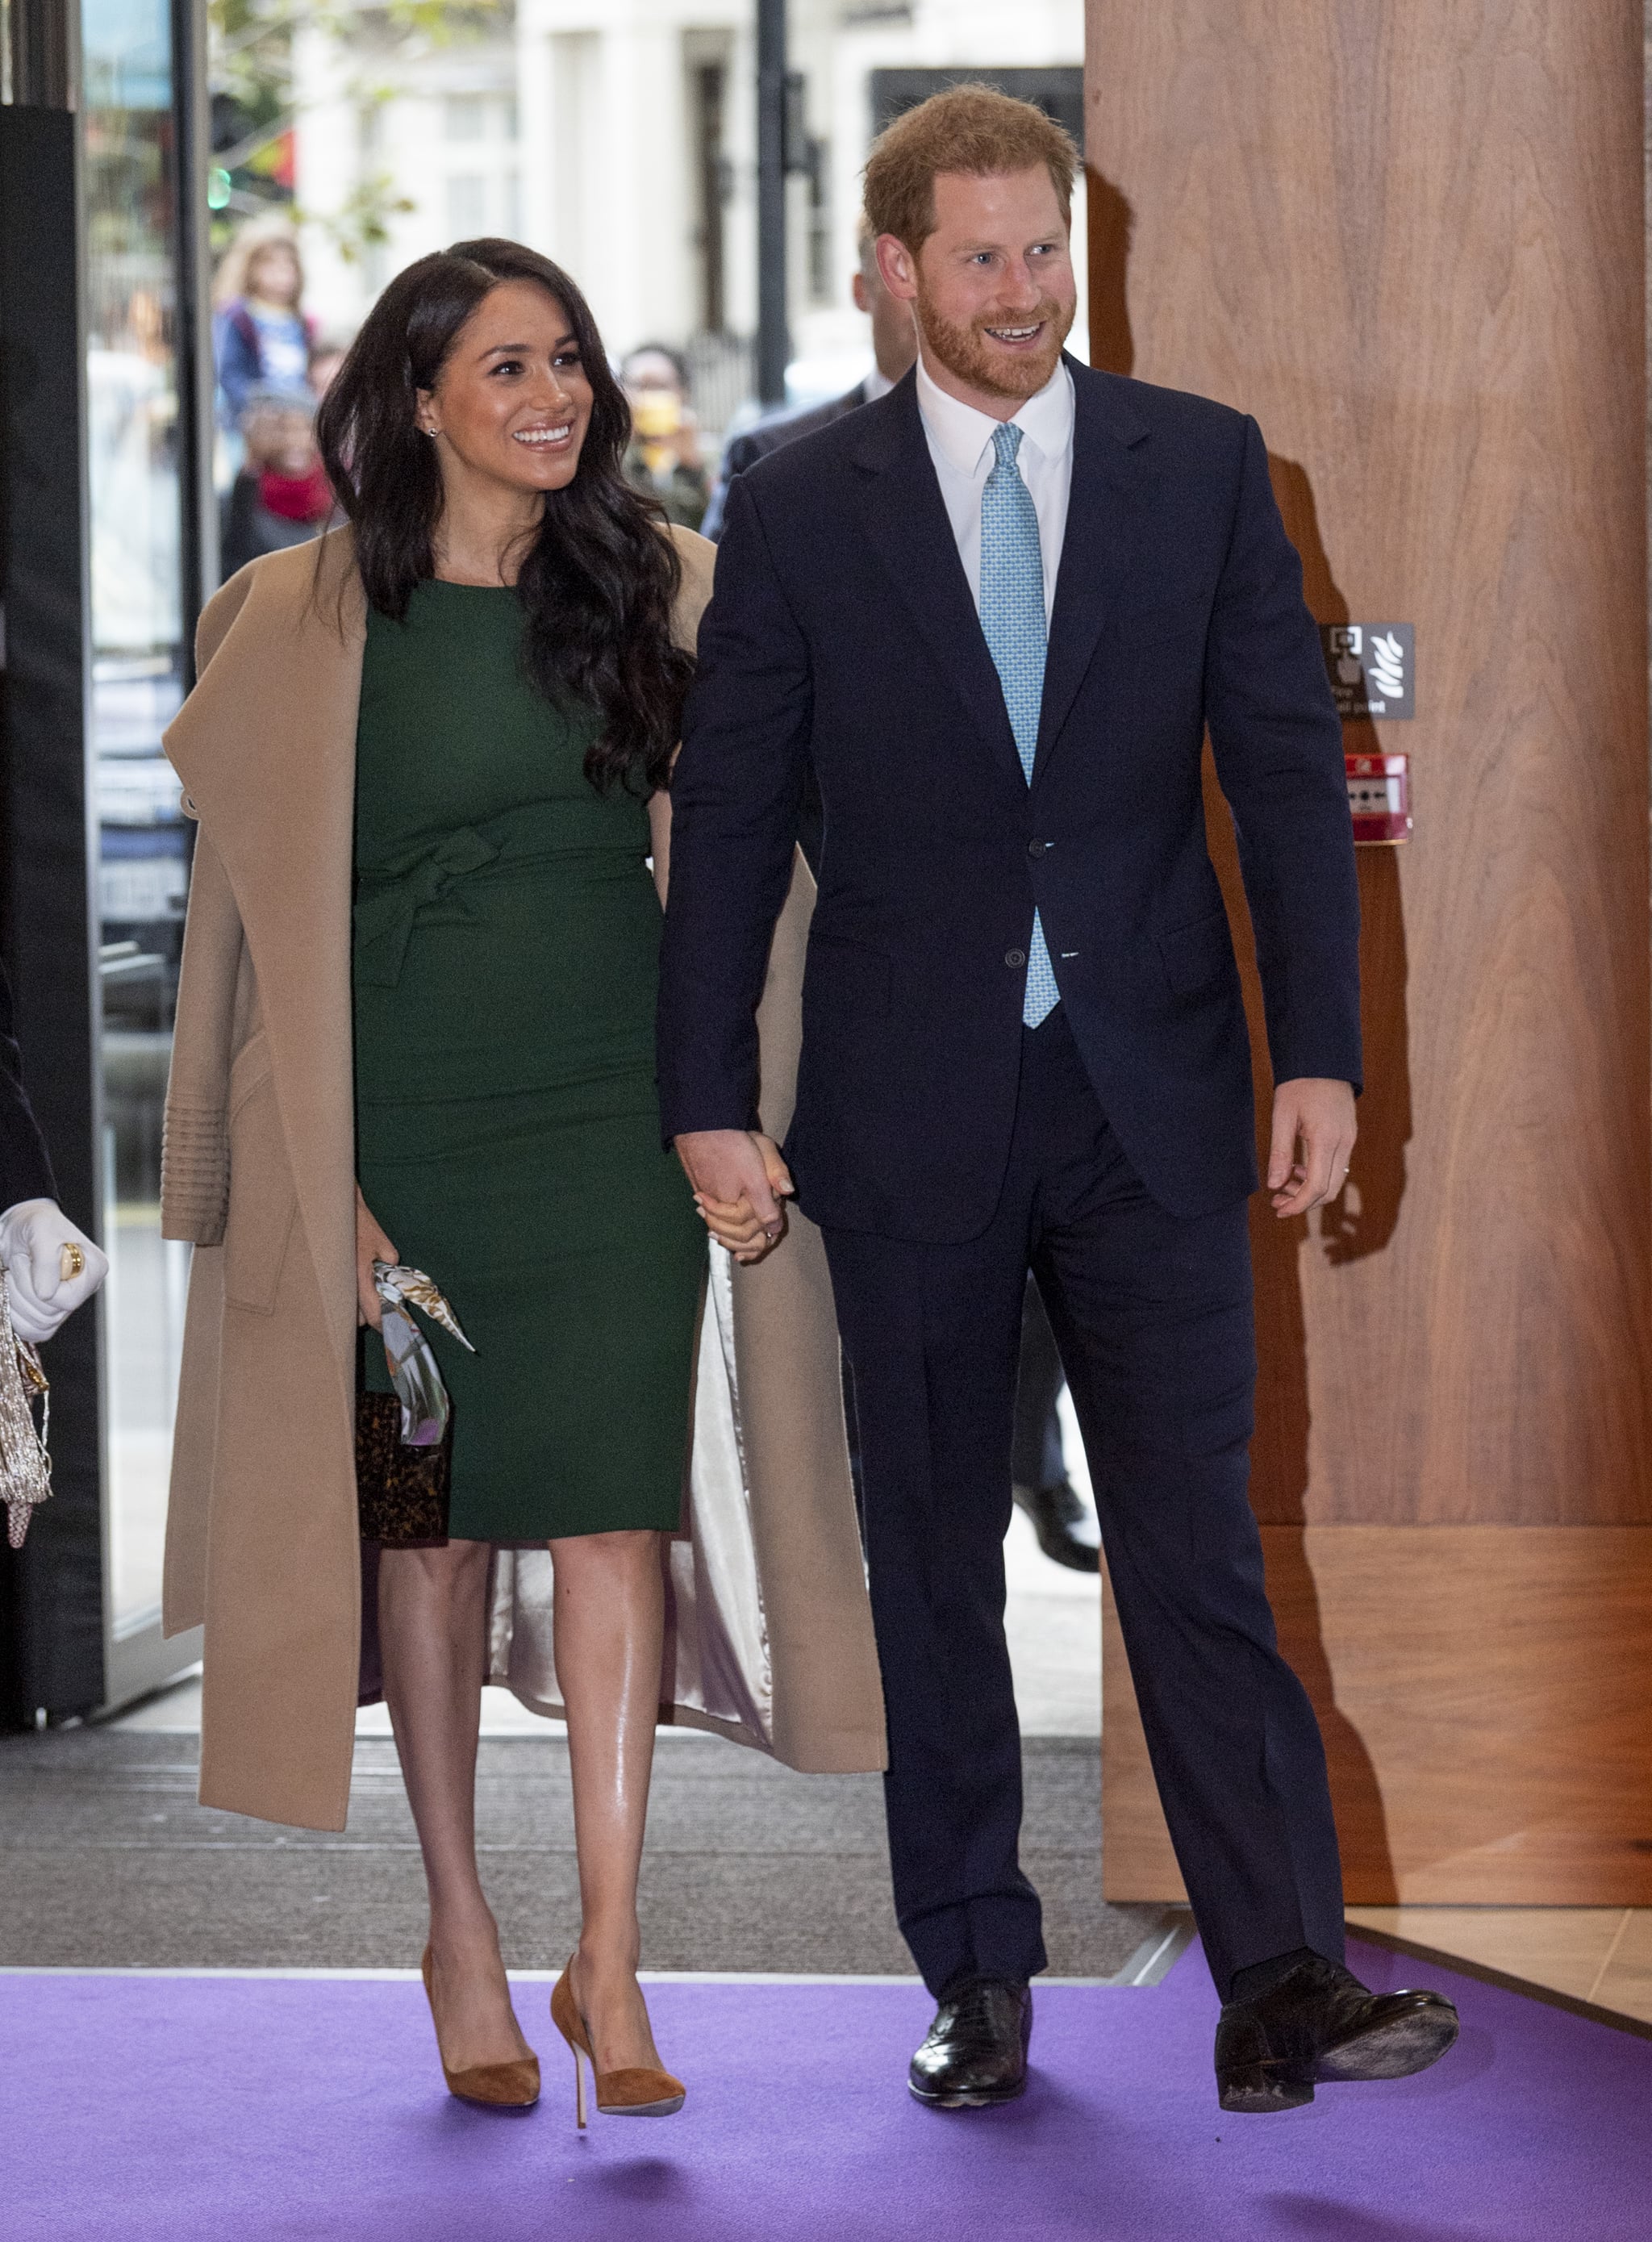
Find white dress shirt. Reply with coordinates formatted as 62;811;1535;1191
861;363;895;404
915;354;1074;622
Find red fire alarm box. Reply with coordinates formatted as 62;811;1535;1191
1345;751;1412;845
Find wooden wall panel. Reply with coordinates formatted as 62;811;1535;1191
1103;1530;1652;1905
1087;2;1652;1904
1086;2;1652;1528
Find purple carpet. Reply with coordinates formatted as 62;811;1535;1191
6;1940;1649;2241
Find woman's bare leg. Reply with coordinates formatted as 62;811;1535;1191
378;1538;534;2070
552;1527;669;2073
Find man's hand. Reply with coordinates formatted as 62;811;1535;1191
1267;1079;1356;1218
0;1199;108;1342
356;1185;398;1329
674;1129;795;1264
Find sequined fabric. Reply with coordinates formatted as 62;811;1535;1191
0;1273;51;1550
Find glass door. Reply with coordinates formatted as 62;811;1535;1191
81;0;199;1697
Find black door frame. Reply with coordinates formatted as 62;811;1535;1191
0;0;214;1726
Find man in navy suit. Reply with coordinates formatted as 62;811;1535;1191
658;86;1455;2112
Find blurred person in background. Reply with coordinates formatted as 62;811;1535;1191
219;386;340;578
621;344;710;530
307;337;350;401
1;958;106;1346
701;223;917;541
213;223;315;432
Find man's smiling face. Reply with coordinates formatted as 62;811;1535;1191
878;164;1076;413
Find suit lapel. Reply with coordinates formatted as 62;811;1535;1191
165;531;364;1375
1032;360;1155;785
849;380;1028;800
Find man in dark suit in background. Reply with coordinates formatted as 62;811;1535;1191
1;958;106;1343
660;87;1457;2116
701;223;918;541
708;217;1098;1576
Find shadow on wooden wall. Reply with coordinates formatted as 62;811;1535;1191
1088;161;1407;1898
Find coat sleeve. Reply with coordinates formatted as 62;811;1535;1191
160;829;244;1246
1204;414;1362;1092
158;560;263;1245
0;954;56;1210
656;472;813;1141
666;522;716;649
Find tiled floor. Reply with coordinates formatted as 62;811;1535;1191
1346;1906;1652;2026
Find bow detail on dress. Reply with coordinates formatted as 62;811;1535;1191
353;826;500;987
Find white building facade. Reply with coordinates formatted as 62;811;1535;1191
293;0;1084;424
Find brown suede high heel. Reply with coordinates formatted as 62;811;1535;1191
420;1948;540;2109
550;1962;686;2127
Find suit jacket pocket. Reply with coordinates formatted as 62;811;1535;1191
1157;906;1234;998
805;936;892;1021
223;1051;297;1314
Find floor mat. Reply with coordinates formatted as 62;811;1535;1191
6;1939;1649;2241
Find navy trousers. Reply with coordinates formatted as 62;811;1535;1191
820;1009;1345;2001
1012;1277;1067;1493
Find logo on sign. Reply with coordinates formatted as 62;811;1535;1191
1319;624;1415;720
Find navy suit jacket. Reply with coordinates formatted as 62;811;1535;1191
657;357;1360;1241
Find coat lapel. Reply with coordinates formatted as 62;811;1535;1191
165;531;365;1380
1032;359;1155;785
848;379;1028;801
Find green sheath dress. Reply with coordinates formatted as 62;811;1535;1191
352;582;706;1543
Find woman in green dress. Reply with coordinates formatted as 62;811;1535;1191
315;240;763;2118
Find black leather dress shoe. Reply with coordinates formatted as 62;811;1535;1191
1216;1952;1459;2113
1012;1479;1100;1573
908;1978;1032;2108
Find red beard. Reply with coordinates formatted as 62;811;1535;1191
915;286;1074;403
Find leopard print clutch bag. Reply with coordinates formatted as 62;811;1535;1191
356;1391;451;1548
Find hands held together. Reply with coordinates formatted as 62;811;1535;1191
673;1130;795;1264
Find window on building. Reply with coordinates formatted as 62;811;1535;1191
444;93;486;141
446;173;487;236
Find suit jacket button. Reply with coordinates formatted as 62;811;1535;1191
1005;948;1026;968
1027;837;1048;856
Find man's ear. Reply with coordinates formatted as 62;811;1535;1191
874;232;919;304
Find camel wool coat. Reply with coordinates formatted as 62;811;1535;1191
160;526;886;1832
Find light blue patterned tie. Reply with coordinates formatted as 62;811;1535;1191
979;421;1059;1028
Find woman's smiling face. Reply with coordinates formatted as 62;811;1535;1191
415;279;595;499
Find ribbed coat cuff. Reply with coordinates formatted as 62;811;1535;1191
160;1102;229;1244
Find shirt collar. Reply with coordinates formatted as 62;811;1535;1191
862;364;895;404
915;352;1074;479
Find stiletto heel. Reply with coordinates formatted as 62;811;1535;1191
551;1960;686;2119
420;1946;541;2109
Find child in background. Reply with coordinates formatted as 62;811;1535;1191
220;387;337;577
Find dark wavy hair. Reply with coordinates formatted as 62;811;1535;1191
315;238;692;795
